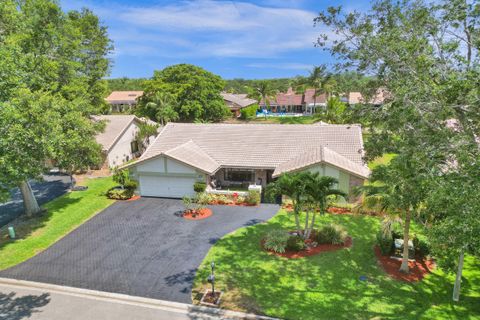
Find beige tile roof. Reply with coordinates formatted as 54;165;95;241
273;146;370;178
93;115;160;152
164;140;220;174
221;93;257;108
105;91;143;105
125;123;368;178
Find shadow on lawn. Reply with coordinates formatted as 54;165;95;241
193;211;480;320
0;291;51;320
0;197;81;253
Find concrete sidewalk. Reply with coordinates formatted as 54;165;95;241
0;278;277;320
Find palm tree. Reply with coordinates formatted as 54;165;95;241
249;80;277;115
355;160;422;273
265;172;309;235
145;92;178;125
303;173;347;239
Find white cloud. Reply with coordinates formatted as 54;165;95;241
68;0;325;59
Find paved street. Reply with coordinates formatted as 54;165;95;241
0;198;279;303
0;174;71;227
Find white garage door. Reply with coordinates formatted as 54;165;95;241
139;175;197;198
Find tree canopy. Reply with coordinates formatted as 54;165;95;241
139;64;230;122
0;0;112;214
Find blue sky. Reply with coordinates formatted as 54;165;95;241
62;0;370;79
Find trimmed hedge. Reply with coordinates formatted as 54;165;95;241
193;181;207;193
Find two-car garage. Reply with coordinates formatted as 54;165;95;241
132;156;205;198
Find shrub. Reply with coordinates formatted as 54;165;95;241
124;180;138;190
286;235;306;252
376;231;393;255
196;192;213;205
182;196;193;211
316;224;348;245
112;168;130;187
106;187;134;200
193;181;207;193
245;190;261;205
240;104;258;120
263;229;289;253
215;195;232;205
412;235;430;257
236;196;245;204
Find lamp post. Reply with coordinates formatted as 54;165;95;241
207;261;215;295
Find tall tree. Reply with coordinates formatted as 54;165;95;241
315;0;480;283
141;64;230;123
248;80;277;112
0;0;112;216
139;92;178;125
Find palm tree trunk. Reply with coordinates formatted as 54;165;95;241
19;180;41;218
293;203;302;236
304;210;310;239
453;249;464;302
399;208;411;273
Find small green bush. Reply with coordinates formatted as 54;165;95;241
124;180;138;190
316;224;348;245
215;194;232;204
412;236;430;257
106;187;134;200
240;104;258;120
196;192;213;205
193;181;207;193
376;231;393;255
286;235;306;252
264;229;289;253
245;190;261;205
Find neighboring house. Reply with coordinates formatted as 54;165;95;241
123;123;370;199
259;87;327;115
93;115;158;168
344;88;390;106
105;91;144;113
221;93;257;117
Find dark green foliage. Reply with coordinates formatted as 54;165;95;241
141;64;230;122
239;104;258;120
263;229;289;253
316;224;348;245
106;77;146;92
123;180;138;191
112;168;130;187
376;231;394;255
225;78;290;94
286;235;306;252
106;187;134;200
412;236;430;257
193;182;207;193
245;190;261;205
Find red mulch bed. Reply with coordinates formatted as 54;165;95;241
183;208;213;220
127;195;141;201
264;237;353;259
374;246;435;282
208;201;257;207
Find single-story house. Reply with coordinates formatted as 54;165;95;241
260;87;327;114
123;123;370;199
105;91;144;113
93;115;158;168
221;93;257;117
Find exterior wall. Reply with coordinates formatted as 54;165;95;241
107;121;140;168
213;168;268;188
303;164;365;202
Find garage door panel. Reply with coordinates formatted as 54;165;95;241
139;175;196;198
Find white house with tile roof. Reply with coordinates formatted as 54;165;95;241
93;115;159;168
122;123;369;199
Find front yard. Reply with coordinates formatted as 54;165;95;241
0;177;115;270
193;210;480;319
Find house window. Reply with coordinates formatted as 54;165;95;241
224;169;254;182
131;141;139;153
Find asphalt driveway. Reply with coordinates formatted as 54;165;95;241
0;174;71;227
0;198;279;303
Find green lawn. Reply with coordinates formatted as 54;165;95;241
0;177;115;270
193;210;480;320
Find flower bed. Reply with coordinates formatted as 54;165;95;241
374;245;435;282
183;208;213;220
265;236;353;259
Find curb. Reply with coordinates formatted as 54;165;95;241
0;277;278;320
